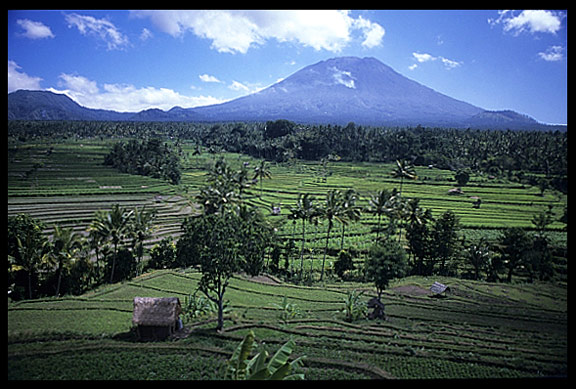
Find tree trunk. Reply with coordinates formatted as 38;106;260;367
28;270;33;299
110;242;118;283
216;297;225;332
299;219;306;278
320;224;332;281
55;259;63;297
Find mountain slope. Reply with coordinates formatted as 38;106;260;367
189;56;484;126
8;57;556;130
7;90;131;121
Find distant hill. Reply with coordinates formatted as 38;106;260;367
7;90;131;121
7;57;563;130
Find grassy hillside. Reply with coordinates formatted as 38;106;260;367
8;138;567;254
8;269;567;379
7;136;567;379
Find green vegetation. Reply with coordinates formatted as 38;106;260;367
7;270;567;379
7;120;567;380
104;138;182;184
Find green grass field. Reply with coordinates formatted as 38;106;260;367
7;136;567;379
7;269;567;379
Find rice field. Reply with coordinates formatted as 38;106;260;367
7;136;567;380
8;137;567;276
7;269;567;379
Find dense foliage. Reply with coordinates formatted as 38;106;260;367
9;120;567;190
103;138;182;184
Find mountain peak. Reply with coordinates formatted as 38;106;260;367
192;56;484;126
8;56;551;129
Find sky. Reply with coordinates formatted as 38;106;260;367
7;10;567;124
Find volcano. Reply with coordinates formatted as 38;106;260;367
9;56;551;129
190;56;485;126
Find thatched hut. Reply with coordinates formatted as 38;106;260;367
132;297;182;341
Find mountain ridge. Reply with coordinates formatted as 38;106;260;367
7;57;562;130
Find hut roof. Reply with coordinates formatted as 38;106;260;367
430;282;450;295
132;297;182;327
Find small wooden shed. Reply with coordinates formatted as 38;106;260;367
132;297;182;341
430;282;451;297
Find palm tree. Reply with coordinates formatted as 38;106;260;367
253;160;272;198
14;234;50;299
91;204;134;283
340;189;362;250
50;225;82;297
318;189;345;281
366;189;397;239
130;206;157;275
290;193;316;279
233;165;252;198
88;212;107;282
391;159;417;196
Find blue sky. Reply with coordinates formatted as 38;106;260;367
8;10;567;124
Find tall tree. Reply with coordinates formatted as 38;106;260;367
364;239;408;300
318;189;345;281
366;189;398;239
130;206;157;275
253;160;272;198
184;212;244;332
340;189;362;250
8;214;49;300
430;210;461;275
290;193;316;279
90;204;134;283
49;225;82;297
499;227;532;283
405;199;433;275
391;159;417;196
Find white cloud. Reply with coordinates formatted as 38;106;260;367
331;67;356;88
413;52;436;63
411;52;462;70
538;45;564;61
48;72;226;112
131;10;384;53
352;16;385;49
16;19;54;39
65;13;129;50
489;10;562;35
140;28;153;41
440;57;461;69
199;74;222;83
228;80;251;92
8;60;42;92
57;74;99;96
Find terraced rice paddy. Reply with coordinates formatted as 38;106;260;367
7;137;567;379
8;137;567;272
7;270;567;379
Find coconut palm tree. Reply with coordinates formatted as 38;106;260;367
253;160;272;198
391;159;417;196
290;193;316;279
130;206;158;275
14;233;50;299
340;189;362;250
50;225;82;296
366;189;397;239
318;189;345;281
91;204;134;283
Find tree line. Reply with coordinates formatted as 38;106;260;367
103;138;182;184
8;120;567;192
8;205;157;300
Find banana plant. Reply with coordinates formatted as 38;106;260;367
226;330;305;380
